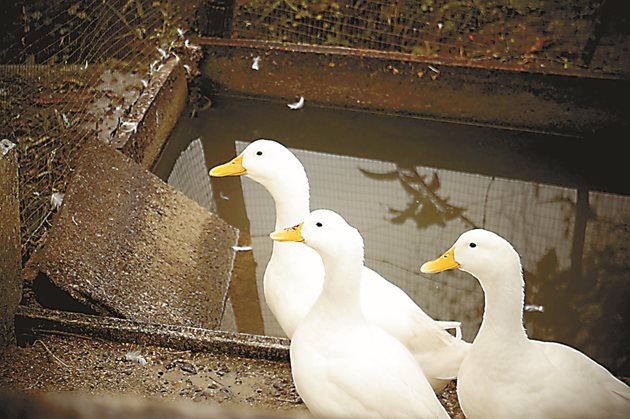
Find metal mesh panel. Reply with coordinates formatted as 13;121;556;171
235;140;581;341
0;0;209;261
232;0;629;73
167;137;216;213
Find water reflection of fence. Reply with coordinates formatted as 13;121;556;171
167;138;216;213
232;142;629;378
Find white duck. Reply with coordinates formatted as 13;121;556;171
421;229;630;418
271;209;451;419
210;139;469;392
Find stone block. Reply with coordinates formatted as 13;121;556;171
37;139;238;329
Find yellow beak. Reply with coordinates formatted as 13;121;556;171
270;223;304;242
420;245;460;273
209;154;247;177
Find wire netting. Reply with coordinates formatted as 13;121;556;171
231;0;629;73
233;140;579;341
3;0;628;263
0;0;209;261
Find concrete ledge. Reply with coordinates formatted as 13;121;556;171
0;392;311;419
0;390;307;419
198;38;628;136
2;312;302;415
16;306;289;362
110;57;188;170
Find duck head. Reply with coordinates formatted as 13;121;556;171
270;209;363;261
421;229;523;289
209;139;307;189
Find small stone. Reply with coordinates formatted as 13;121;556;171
179;361;197;374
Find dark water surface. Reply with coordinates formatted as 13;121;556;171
154;93;630;377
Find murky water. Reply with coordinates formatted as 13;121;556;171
154;93;630;377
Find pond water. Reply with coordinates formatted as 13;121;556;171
154;93;630;377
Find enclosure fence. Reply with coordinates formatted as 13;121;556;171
0;0;205;261
232;0;627;73
2;0;627;262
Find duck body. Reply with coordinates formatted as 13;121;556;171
422;228;630;418
263;240;323;337
291;307;448;419
266;240;465;389
210;139;469;391
272;210;450;419
360;266;467;389
459;338;630;419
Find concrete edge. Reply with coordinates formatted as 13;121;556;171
193;37;629;80
110;57;188;169
0;143;21;352
199;39;629;136
16;306;290;362
0;390;307;419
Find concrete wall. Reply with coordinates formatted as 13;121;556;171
0;142;21;352
198;39;629;137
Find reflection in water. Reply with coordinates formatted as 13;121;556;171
359;167;474;229
234;144;485;340
154;94;630;377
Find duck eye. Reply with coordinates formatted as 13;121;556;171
315;222;323;227
256;151;263;156
469;242;477;248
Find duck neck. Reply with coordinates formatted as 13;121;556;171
474;265;528;347
318;247;364;318
263;169;310;230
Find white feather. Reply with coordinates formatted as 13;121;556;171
1;139;16;156
124;351;147;366
251;56;260;71
51;192;64;210
232;245;253;252
287;96;304;110
157;47;169;60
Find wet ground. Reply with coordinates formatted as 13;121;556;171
154;92;630;378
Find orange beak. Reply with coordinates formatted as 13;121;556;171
420;245;460;273
209;154;247;177
270;223;305;242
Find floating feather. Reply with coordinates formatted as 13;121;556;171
287;96;305;110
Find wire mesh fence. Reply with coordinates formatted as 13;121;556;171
2;0;627;263
231;139;578;342
0;0;208;261
231;0;629;73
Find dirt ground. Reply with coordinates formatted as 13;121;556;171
0;334;304;414
0;332;465;417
